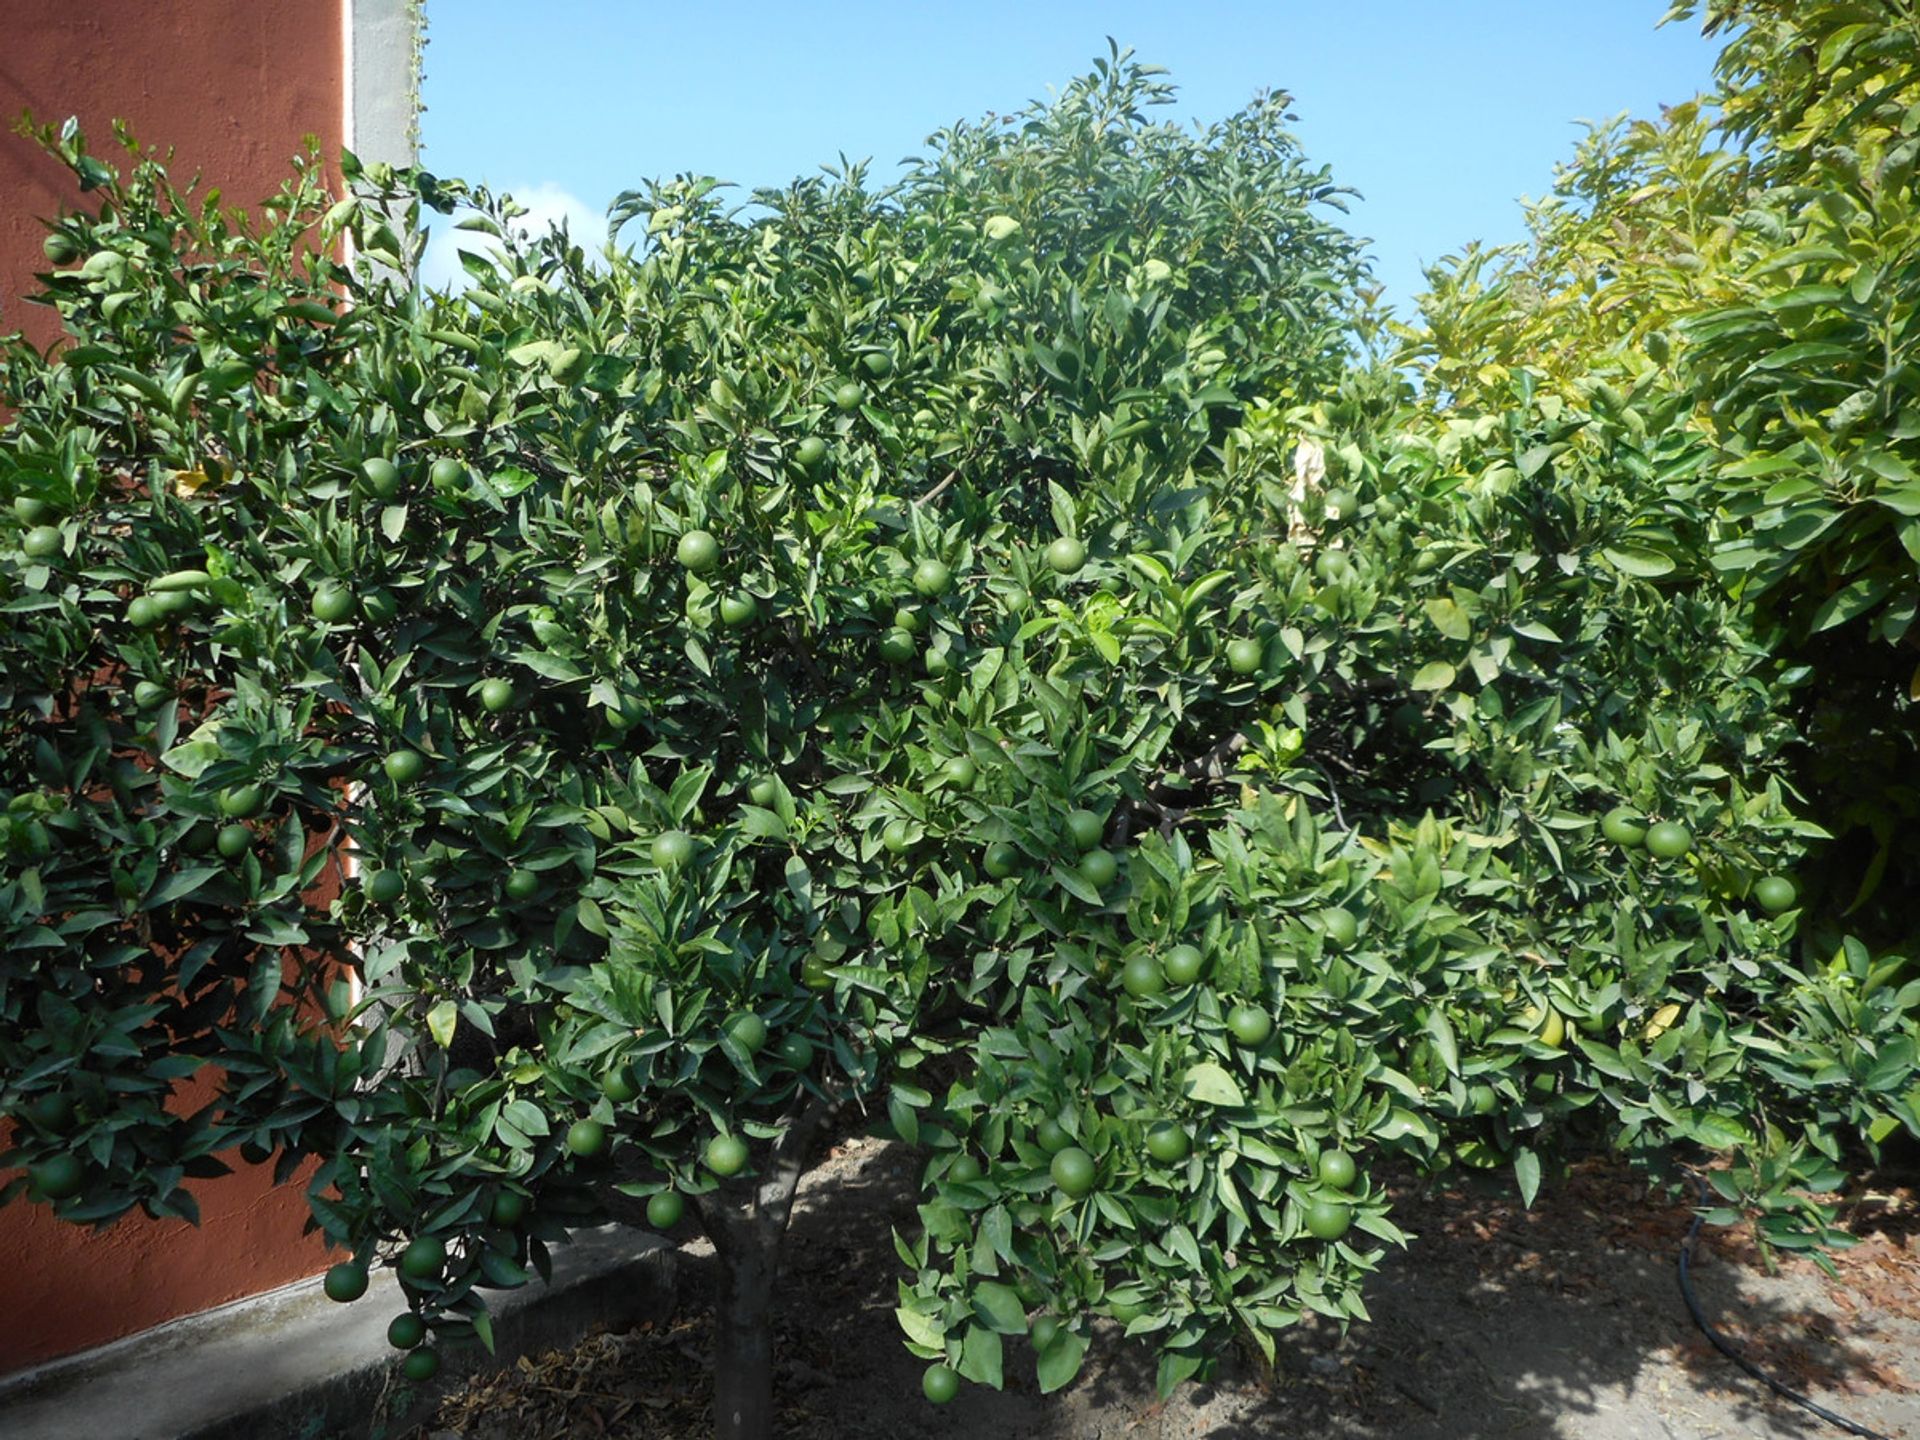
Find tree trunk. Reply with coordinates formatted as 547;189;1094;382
696;1094;833;1440
712;1222;777;1440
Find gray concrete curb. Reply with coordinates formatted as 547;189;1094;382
0;1225;677;1440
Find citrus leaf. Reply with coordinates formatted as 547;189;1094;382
971;1281;1027;1334
1601;546;1676;579
1181;1062;1245;1106
1036;1327;1089;1394
1513;1147;1541;1208
426;1000;458;1049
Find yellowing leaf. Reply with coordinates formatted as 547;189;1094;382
1643;1002;1683;1041
170;463;229;498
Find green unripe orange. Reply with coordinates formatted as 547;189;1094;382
879;628;917;664
705;1133;749;1177
922;1364;960;1404
723;1012;768;1055
383;750;426;785
401;1346;440;1382
361;458;402;497
218;784;265;819
399;1235;446;1280
1064;809;1103;852
1321;907;1359;949
1078;848;1118;889
311;585;355;624
911;558;952;597
1227;1005;1273;1047
1226;637;1264;676
1050;1147;1096;1197
565;1119;607;1157
364;868;405;904
324;1262;369;1303
1601;807;1648;847
1145;1122;1190;1163
1162;944;1207;985
1304;1197;1353;1241
1645;822;1693;860
1318;1149;1357;1190
29;1153;84;1200
676;529;720;572
652;830;694;869
1045;536;1087;575
774;1033;815;1070
1120;952;1164;997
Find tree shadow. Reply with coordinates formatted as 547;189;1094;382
1045;1158;1918;1440
417;1139;1918;1439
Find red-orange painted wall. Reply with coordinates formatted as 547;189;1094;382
0;0;346;354
0;0;347;1374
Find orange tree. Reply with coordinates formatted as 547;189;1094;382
1;42;1912;1440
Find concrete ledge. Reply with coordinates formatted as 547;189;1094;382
0;1226;677;1440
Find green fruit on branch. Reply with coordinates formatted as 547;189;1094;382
1050;1146;1096;1198
1045;536;1087;575
324;1262;369;1303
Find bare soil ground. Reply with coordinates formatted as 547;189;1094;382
418;1135;1920;1440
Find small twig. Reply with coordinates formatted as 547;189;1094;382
1177;731;1249;786
780;618;827;689
1302;759;1350;833
1117;732;1248;845
915;469;959;507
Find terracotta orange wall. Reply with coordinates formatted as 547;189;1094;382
0;0;345;354
0;0;346;1374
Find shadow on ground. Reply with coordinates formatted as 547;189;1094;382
420;1136;1918;1440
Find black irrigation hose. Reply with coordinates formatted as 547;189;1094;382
1678;1171;1893;1440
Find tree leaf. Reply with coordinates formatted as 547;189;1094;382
1036;1327;1088;1393
426;1000;459;1048
1181;1062;1245;1106
971;1280;1027;1334
1601;546;1676;579
1513;1147;1541;1208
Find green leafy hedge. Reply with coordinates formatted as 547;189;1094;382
0;24;1914;1415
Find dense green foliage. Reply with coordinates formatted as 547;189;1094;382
1;13;1915;1415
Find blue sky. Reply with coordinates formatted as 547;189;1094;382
418;2;1723;312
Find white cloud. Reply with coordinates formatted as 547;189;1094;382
419;181;611;293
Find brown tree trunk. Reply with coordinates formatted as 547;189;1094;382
696;1094;832;1440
